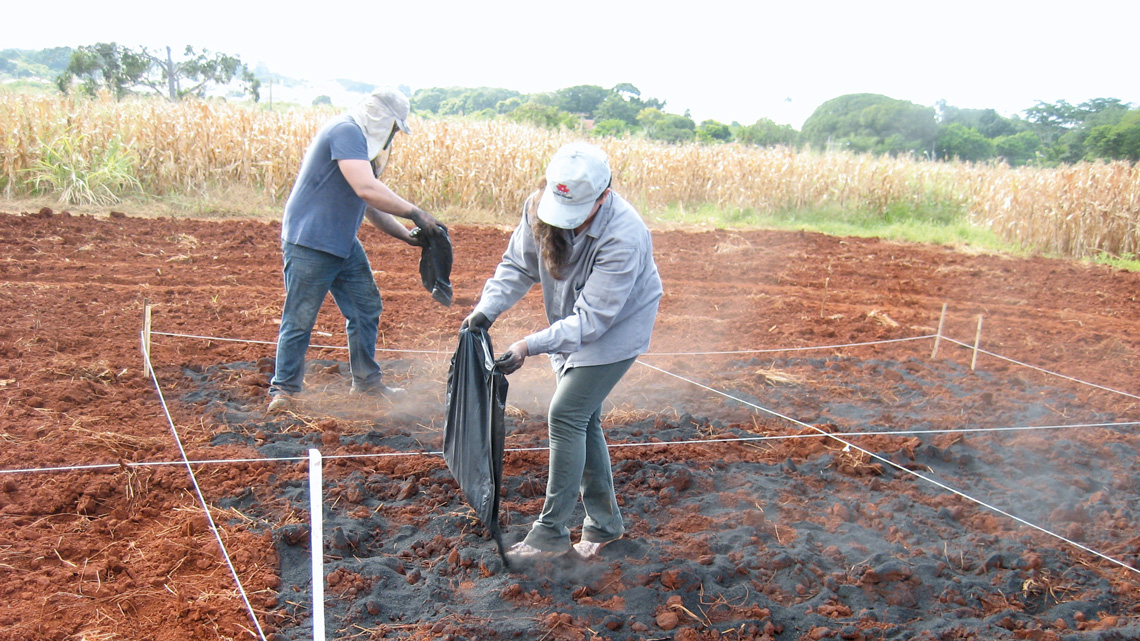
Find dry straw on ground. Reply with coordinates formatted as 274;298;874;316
1;94;1138;257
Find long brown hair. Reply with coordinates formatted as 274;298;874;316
530;178;612;280
529;179;573;280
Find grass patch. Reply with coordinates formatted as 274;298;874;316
25;128;141;206
1089;251;1140;273
647;199;1021;255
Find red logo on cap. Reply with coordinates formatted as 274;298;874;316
555;183;570;195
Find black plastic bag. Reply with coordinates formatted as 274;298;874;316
443;327;508;563
411;225;453;307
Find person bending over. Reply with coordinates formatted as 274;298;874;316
463;141;662;560
268;87;441;413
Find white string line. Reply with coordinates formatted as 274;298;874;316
644;334;937;356
150;328;1140;415
635;359;1140;577
153;320;1140;401
943;336;1140;401
149;331;447;355
148;330;936;357
141;332;269;641
6;420;1139;477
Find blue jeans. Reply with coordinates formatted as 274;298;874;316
269;240;384;396
521;357;636;553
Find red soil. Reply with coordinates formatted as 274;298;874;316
1;208;1138;641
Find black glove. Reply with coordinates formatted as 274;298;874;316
494;350;524;375
407;227;429;248
460;311;492;332
410;209;442;236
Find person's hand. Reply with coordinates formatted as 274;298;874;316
406;227;430;248
410;208;441;236
495;340;528;374
460;311;492;332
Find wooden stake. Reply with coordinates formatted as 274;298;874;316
931;303;947;360
142;299;152;378
971;315;984;371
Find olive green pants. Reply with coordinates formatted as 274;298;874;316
521;357;635;552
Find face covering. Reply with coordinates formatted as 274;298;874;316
347;89;410;162
370;124;398;176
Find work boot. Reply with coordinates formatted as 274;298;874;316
506;541;568;561
267;393;293;414
349;382;407;401
573;536;621;560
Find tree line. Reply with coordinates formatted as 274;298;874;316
2;44;260;102
412;86;1139;166
3;46;1137;165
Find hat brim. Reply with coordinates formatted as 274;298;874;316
395;118;411;135
536;187;595;229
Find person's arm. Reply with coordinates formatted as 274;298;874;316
364;206;423;246
338;158;440;234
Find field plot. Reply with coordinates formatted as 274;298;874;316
1;210;1139;641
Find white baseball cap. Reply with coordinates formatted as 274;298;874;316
537;142;611;229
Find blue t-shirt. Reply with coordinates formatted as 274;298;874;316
281;115;369;258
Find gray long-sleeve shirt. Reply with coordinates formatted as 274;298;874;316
474;191;663;372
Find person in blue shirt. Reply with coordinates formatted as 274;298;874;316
268;88;441;413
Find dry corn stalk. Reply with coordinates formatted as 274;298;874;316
2;94;1137;258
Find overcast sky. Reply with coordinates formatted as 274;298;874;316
8;0;1137;128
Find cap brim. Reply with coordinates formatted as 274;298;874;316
536;188;594;229
395;118;411;135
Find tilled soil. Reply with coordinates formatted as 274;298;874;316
1;208;1139;641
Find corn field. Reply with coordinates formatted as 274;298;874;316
2;94;1138;258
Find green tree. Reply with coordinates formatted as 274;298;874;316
496;96;523;114
551;84;612;117
696;119;732;143
138;46;259;101
1024;99;1082;142
860;100;938;155
936;123;994;162
56;43;148;100
1026;98;1132;162
312;95;332;107
1085;110;1140;161
411;87;452;113
611;83;641;99
57;43;259;101
591;119;631;137
636;107;666;130
647;113;696;143
508;101;580;129
736;118;800;147
802;93;937;156
937;101;1021;138
595;94;640;126
992;131;1042;166
412;87;523;116
443;87;521;115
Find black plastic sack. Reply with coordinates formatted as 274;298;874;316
411;225;453;307
443;327;508;563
